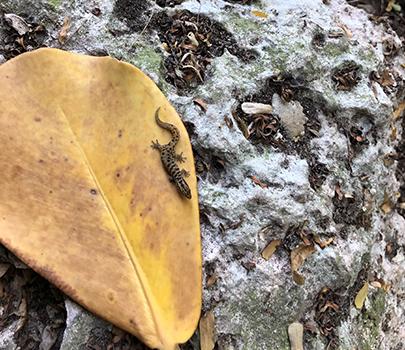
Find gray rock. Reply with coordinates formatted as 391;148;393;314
0;0;404;349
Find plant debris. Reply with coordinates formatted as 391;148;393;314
0;249;66;350
354;282;369;309
152;10;257;91
331;61;361;91
261;239;282;260
313;262;370;348
58;17;71;45
199;311;216;350
241;102;272;115
287;322;304;350
332;185;371;229
0;13;47;60
290;244;316;285
193;98;208;112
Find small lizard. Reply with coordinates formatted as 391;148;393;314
151;107;192;199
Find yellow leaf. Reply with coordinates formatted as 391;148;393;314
0;48;201;350
261;239;282;260
354;282;369;309
199;311;216;350
251;10;268;18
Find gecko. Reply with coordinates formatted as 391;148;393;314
151;107;192;199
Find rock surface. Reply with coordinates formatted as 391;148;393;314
0;0;404;349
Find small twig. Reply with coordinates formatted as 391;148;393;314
139;10;154;37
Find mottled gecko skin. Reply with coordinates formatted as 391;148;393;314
151;107;192;199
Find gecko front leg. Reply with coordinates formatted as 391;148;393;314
175;152;187;163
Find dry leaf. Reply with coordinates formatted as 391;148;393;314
251;10;268;18
393;101;405;120
380;193;393;214
288;322;303;350
251;175;268;189
292;271;305;285
319;300;339;313
261;239;282;260
354;282;369;309
290;244;315;285
0;48;201;350
193;98;208;112
199;311;216;350
206;273;218;287
58;17;71;44
291;245;316;272
337;23;353;38
4;13;30;36
241;102;272;115
335;183;344;200
313;235;334;248
386;0;396;11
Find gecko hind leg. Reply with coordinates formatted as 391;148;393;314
181;169;190;177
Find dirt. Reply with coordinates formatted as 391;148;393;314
113;0;152;32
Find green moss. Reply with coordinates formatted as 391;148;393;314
220;287;304;350
48;0;61;8
358;289;386;350
262;46;290;71
128;44;171;93
132;45;162;74
322;41;350;58
225;12;264;36
357;47;379;67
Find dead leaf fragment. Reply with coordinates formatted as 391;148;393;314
313;235;334;248
241;102;272;115
193;98;208;112
288;322;304;350
261;239;282;260
354;282;369;309
58;17;71;44
337;23;353;38
290;244;315;285
199;311;216;350
251;175;268;189
291;245;316;272
380;193;393;214
4;13;30;36
206;273;218;287
393;101;405;120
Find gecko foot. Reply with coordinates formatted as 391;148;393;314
181;169;190;177
151;139;161;150
175;152;187;163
